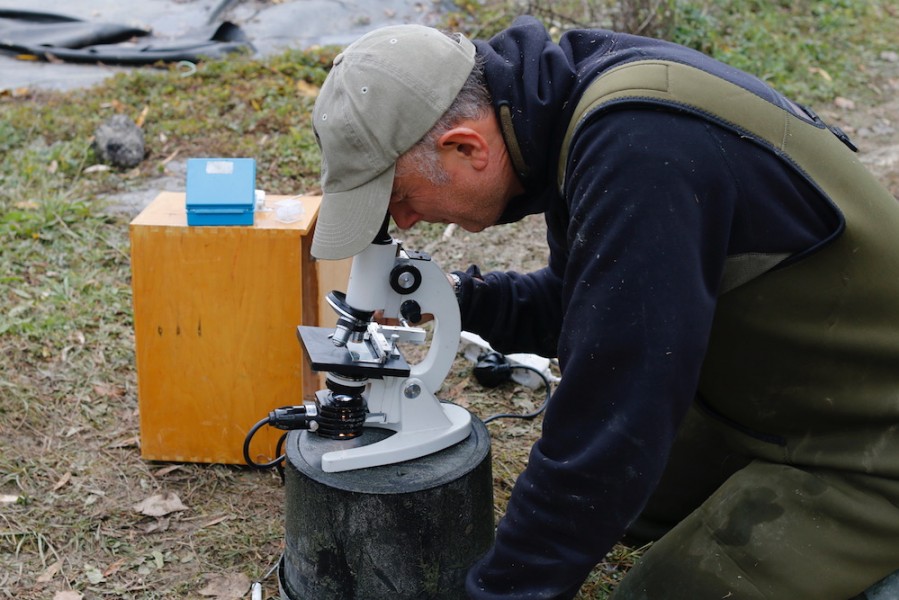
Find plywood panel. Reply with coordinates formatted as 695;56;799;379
130;192;343;464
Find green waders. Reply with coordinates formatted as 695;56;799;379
557;61;899;599
613;404;899;599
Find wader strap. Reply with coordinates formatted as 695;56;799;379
557;59;871;293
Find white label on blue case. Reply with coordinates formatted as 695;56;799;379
205;160;234;175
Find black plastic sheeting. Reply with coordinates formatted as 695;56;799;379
0;9;253;65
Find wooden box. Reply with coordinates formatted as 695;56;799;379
130;192;349;464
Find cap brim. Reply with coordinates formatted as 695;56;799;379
311;164;395;260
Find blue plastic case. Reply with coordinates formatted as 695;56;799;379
186;158;256;226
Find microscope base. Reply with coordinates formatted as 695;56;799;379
321;402;472;472
279;414;493;600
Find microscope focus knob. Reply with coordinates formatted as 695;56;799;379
390;264;422;294
400;300;422;324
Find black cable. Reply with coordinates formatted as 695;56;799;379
482;364;553;424
243;415;286;470
274;432;287;483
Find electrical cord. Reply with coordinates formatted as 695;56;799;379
244;403;321;468
242;415;291;484
244;351;553;467
476;352;554;424
243;415;285;469
249;551;283;599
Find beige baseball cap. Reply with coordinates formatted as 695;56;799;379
310;25;476;260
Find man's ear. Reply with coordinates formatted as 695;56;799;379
437;126;489;170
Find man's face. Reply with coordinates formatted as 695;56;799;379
388;156;509;232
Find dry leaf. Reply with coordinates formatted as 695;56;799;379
84;564;106;584
152;464;184;477
52;472;72;492
93;383;125;398
444;378;470;403
135;105;150;128
133;492;188;517
199;572;251;599
808;66;832;82
103;558;127;577
834;96;856;110
107;436;139;449
53;591;83;600
36;560;61;583
64;426;84;438
144;517;171;534
200;515;229;529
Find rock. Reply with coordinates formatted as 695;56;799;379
93;114;145;168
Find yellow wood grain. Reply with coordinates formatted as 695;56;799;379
130;192;347;464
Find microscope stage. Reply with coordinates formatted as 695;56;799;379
297;326;412;378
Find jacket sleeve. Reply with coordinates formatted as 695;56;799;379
455;262;563;358
465;109;738;598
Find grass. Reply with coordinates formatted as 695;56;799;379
455;0;896;107
1;45;339;600
1;1;896;597
671;0;896;104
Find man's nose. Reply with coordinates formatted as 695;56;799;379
389;206;420;229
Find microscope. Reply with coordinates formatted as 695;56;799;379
272;219;493;600
280;218;472;472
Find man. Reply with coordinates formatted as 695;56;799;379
309;16;899;599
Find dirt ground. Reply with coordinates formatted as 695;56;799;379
3;51;898;600
827;52;899;197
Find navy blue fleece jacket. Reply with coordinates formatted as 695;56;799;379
460;17;841;599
